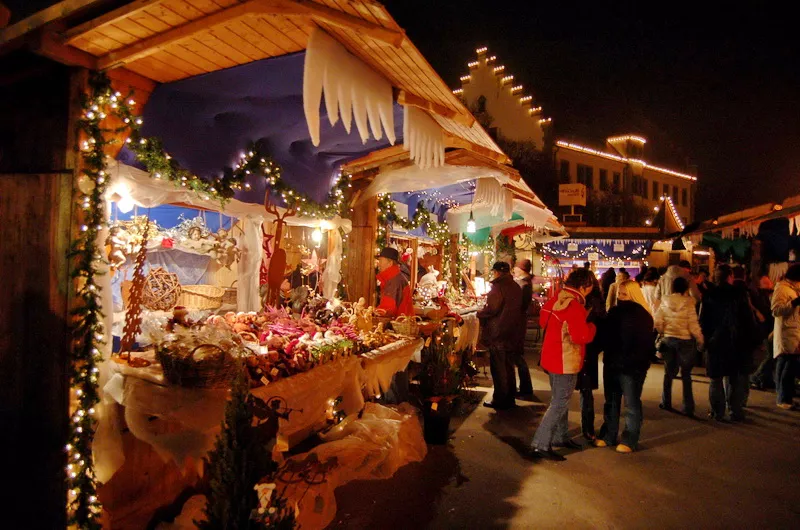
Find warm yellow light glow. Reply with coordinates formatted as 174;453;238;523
476;46;488;54
488;55;497;62
452;88;463;95
528;106;542;114
468;61;479;68
460;75;471;81
511;85;523;92
538;117;552;124
608;135;647;144
493;65;505;73
519;95;533;102
555;141;697;181
501;75;514;83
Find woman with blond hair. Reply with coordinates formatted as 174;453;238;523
594;280;656;453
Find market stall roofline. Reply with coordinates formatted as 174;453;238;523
1;0;504;161
683;197;800;238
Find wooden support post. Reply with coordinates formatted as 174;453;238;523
410;238;419;292
344;195;377;304
449;233;459;288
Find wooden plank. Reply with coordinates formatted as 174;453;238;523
160;0;206;21
341;144;407;174
98;0;263;68
194;28;256;63
127;8;173;33
300;0;403;46
101;21;210;74
0;0;106;44
227;18;283;56
143;2;194;27
130;53;194;81
62;0;168;44
208;24;268;61
179;35;237;68
159;43;218;72
150;48;207;76
33;30;97;69
69;34;109;55
182;0;233;14
397;89;474;127
268;13;308;47
344;195;378;304
247;15;298;54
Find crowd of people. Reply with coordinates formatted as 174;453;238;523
476;257;800;462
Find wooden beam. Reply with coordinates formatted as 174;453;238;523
341;144;407;175
397;89;474;127
443;132;511;165
298;0;404;47
62;0;167;44
0;0;105;45
28;30;158;91
96;0;405;69
97;0;264;69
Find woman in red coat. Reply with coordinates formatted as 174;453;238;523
527;268;596;461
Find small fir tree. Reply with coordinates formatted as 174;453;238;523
197;366;294;529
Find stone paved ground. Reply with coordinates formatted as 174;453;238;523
329;333;800;530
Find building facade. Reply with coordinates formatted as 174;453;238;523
453;47;698;229
556;136;697;225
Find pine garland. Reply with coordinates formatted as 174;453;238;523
376;193;450;250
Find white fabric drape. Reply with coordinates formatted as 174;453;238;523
403;105;444;169
360;164;510;200
238;217;263;312
303;28;395;146
320;228;342;299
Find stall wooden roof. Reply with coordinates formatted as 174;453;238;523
1;0;507;162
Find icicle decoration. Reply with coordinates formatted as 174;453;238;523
303;28;395;146
473;177;512;217
403;105;444;169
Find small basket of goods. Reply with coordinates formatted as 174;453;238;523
154;324;252;389
391;315;422;337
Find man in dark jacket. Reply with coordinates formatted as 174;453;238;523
478;261;524;410
513;259;535;398
700;265;759;421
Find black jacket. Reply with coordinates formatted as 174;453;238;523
601;301;655;375
700;282;759;377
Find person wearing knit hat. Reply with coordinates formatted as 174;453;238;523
375;247;414;318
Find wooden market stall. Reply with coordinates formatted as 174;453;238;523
0;1;565;528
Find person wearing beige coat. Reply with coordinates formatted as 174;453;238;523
654;277;704;416
770;264;800;409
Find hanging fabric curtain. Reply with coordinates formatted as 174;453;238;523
403;106;444;169
303;28;395;146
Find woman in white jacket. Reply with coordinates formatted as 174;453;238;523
654;276;704;416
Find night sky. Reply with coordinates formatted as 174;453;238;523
5;1;799;220
382;1;800;220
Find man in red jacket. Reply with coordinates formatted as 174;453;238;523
527;268;597;461
375;247;414;318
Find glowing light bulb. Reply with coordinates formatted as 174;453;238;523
311;228;323;243
117;194;134;213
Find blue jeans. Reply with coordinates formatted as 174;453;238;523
599;368;647;448
661;337;695;414
531;373;577;450
775;354;799;405
709;374;747;419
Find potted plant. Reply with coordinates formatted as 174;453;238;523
415;326;465;444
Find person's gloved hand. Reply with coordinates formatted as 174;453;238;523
792;296;800;307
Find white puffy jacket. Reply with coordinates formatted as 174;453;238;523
771;279;800;356
654;293;704;348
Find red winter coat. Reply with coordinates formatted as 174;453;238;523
376;264;414;318
540;287;597;374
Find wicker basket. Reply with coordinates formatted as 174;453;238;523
392;315;421;336
178;285;225;310
157;344;237;388
222;287;237;306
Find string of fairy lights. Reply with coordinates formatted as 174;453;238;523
541;243;647;262
645;195;686;231
66;72;357;528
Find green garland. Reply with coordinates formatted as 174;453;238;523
376;194;450;250
65;71;353;528
67;72;126;529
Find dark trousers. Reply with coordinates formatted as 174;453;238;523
489;347;516;407
579;387;595;437
750;339;775;388
709;373;747;420
775;354;799;405
513;349;534;395
599;367;647;448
